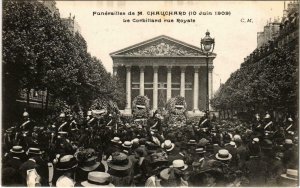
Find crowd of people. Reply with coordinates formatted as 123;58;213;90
2;109;299;187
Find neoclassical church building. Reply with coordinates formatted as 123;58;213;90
110;35;216;114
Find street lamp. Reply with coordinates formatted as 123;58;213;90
201;30;215;112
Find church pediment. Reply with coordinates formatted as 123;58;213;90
110;35;206;57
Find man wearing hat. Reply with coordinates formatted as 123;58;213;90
19;109;35;135
158;160;189;186
279;169;298;186
198;111;211;132
161;140;184;165
107;152;134;186
19;147;49;186
75;148;105;182
235;135;249;169
282;139;298;169
263;112;274;136
193;147;208;168
252;113;264;139
3;146;26;184
80;172;115;187
55;131;74;155
284;117;297;138
104;137;122;160
54;154;78;187
57;112;71;132
244;143;268;186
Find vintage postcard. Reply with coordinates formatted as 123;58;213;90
2;0;299;187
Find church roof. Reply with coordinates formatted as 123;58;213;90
110;35;216;57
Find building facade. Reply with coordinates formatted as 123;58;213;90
110;35;216;114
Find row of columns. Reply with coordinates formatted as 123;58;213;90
113;65;213;112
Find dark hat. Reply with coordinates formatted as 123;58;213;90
26;148;42;155
107;152;132;171
81;172;114;187
56;155;78;171
198;138;210;147
10;146;24;154
261;139;273;150
150;152;168;164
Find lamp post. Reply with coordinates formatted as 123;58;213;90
201;30;215;112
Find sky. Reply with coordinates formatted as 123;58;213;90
56;1;284;93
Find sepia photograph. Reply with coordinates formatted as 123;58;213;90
1;0;299;186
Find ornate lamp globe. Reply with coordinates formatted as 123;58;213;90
201;31;215;53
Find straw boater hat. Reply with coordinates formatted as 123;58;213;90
229;141;237;148
122;141;133;149
215;149;232;161
79;156;100;172
161;140;175;152
281;169;298;181
195;147;206;154
10;146;24;154
187;139;197;145
56;155;78;171
107;152;132;171
111;137;122;144
26;148;42;155
169;160;188;171
81;172;114;187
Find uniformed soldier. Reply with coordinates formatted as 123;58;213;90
263;112;274;137
57;112;70;132
284;117;296;138
252;114;264;140
19;110;35;136
198;111;211;133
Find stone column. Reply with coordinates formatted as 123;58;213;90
113;65;118;77
153;66;158;111
193;66;200;111
180;66;186;97
167;66;172;101
125;66;131;113
139;66;145;96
